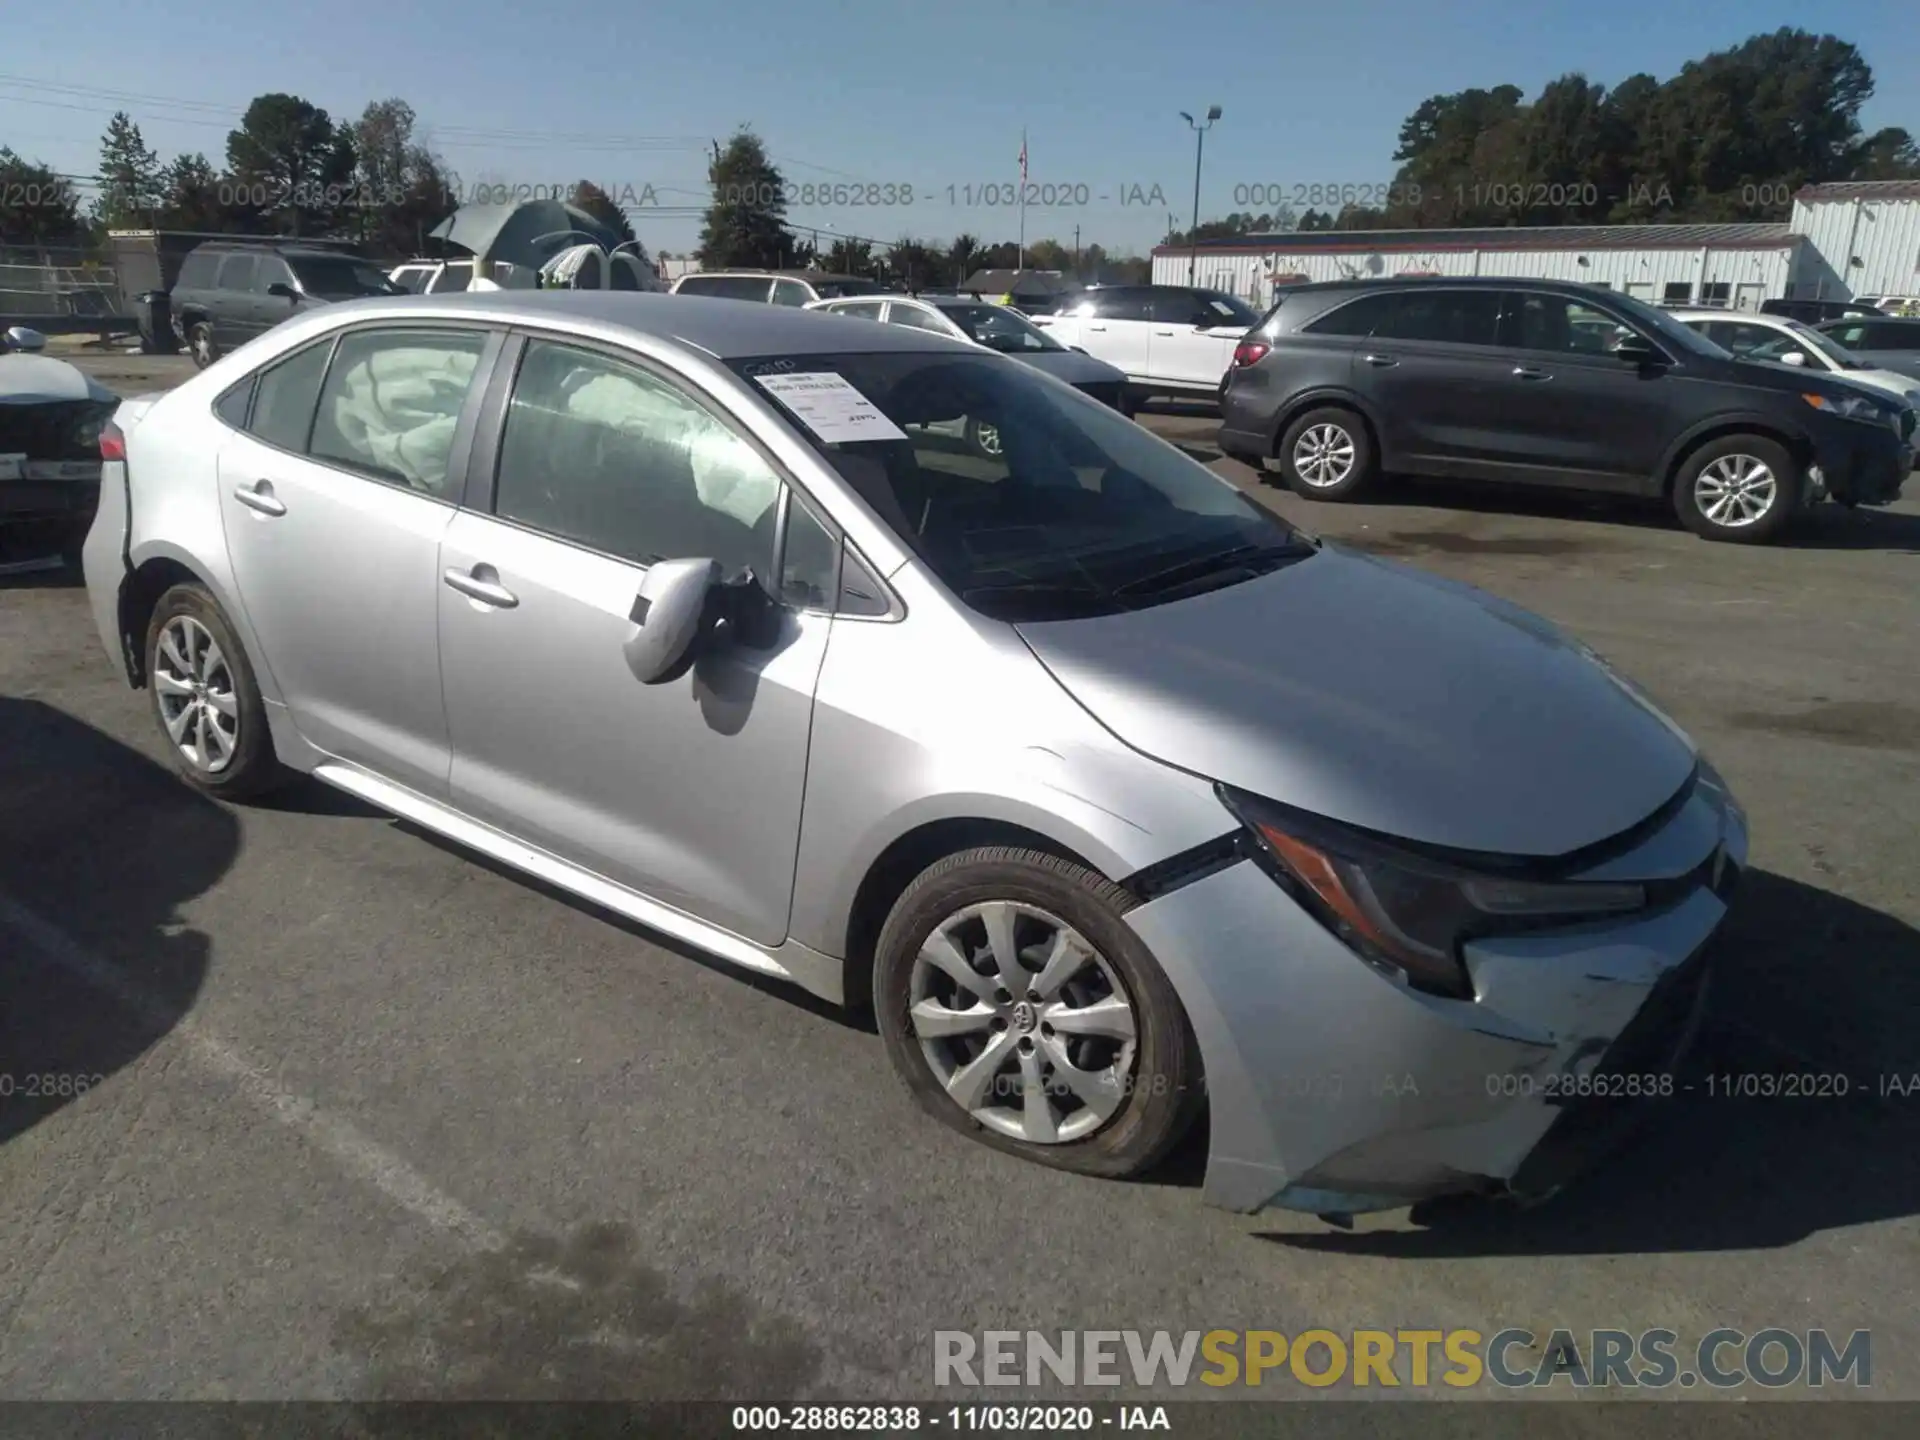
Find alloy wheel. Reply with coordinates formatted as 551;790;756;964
191;327;214;366
908;900;1138;1144
1292;423;1357;487
1693;453;1778;528
154;616;240;772
971;420;1004;458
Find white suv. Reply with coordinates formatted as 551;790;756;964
1032;284;1261;407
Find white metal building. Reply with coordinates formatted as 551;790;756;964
1788;180;1920;303
1153;223;1817;311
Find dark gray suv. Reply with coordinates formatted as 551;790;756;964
1219;278;1913;543
172;241;400;369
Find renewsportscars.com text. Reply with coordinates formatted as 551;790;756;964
933;1328;1871;1390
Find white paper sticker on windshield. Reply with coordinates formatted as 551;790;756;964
755;371;907;444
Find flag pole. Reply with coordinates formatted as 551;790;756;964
1017;128;1027;273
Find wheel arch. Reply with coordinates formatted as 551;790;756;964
117;543;276;702
836;814;1112;1016
1269;389;1385;461
1657;417;1812;496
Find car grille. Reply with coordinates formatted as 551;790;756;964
1075;380;1124;411
0;399;116;461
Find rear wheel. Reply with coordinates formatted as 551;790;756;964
1277;405;1376;500
874;846;1203;1179
186;320;218;369
964;417;1004;460
1672;435;1801;543
145;583;287;798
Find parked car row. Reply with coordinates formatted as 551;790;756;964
1217;278;1912;543
80;289;1752;1220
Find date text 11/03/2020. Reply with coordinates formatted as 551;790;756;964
982;1068;1920;1105
693;181;1173;209
1230;181;1685;211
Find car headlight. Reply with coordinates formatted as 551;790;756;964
1803;390;1896;427
1218;786;1648;999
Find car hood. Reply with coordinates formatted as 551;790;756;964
1007;349;1128;385
1841;367;1920;399
1015;546;1698;858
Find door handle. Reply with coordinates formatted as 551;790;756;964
442;565;519;609
1512;366;1551;380
1361;353;1398;367
1153;329;1174;336
1087;324;1107;331
231;481;286;517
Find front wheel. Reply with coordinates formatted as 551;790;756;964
1673;435;1801;543
964;417;1004;460
874;847;1203;1179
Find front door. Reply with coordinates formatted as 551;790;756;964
436;336;828;946
1054;289;1154;382
217;324;496;793
1488;292;1677;490
1735;284;1766;313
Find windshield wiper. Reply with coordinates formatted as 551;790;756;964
1114;539;1316;598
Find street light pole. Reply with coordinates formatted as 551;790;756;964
1180;105;1221;286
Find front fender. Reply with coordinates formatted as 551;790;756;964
1652;409;1814;486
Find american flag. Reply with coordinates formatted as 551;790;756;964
1018;133;1028;182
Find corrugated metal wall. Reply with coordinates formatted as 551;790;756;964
1153;246;1797;308
1791;198;1920;298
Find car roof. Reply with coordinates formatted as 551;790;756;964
306;290;966;357
1668;309;1788;323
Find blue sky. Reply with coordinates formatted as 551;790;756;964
3;0;1911;256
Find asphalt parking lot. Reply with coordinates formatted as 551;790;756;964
2;348;1917;1403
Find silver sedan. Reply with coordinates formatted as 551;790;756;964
82;292;1746;1218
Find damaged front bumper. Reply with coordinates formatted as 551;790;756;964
1810;417;1911;507
1125;773;1747;1217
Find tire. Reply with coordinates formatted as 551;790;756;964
1672;434;1801;544
874;846;1203;1179
964;416;1004;460
144;583;287;799
1277;405;1376;500
186;320;218;369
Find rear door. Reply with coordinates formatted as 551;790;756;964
1145;288;1244;391
1342;288;1514;474
216;323;500;793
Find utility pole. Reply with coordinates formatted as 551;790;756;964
1073;223;1080;279
1179;106;1222;286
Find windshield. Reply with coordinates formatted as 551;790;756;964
730;351;1312;622
292;257;399;299
1605;292;1731;358
939;303;1065;353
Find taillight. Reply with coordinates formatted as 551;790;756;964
100;422;125;462
1233;340;1271;368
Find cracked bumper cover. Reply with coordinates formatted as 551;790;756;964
1125;778;1748;1216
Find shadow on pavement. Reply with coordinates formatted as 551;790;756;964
1257;868;1920;1255
0;697;235;1145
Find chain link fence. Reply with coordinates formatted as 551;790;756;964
0;245;130;334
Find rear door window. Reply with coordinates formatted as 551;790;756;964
1869;323;1920;351
1372;290;1502;347
215;254;259;293
307;328;489;496
177;252;220;288
1300;292;1397;337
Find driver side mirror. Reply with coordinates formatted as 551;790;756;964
1610;335;1661;365
266;282;297;301
623;558;719;684
1780;350;1808;367
2;325;46;354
